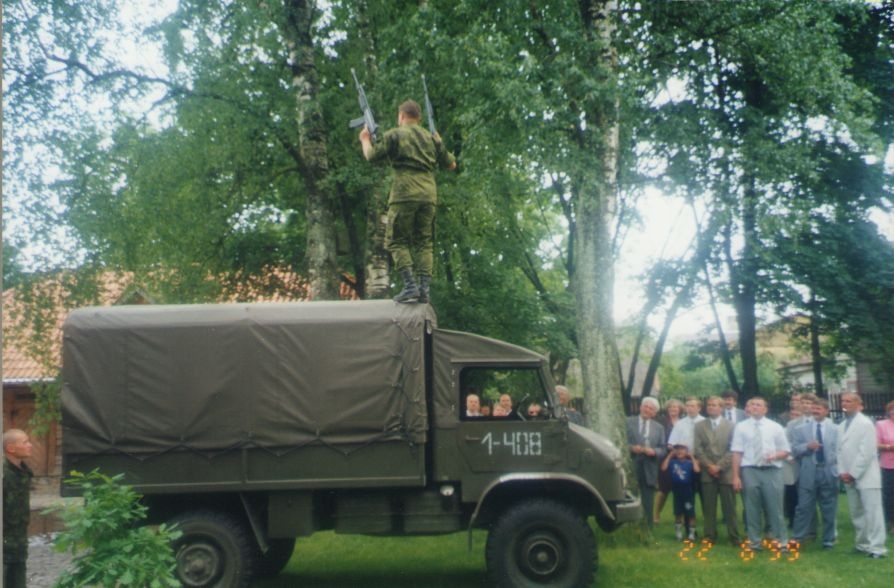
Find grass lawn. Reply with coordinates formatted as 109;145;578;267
254;494;891;587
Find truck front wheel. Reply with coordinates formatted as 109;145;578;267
486;499;596;588
170;510;254;588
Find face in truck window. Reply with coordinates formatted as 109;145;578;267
465;394;482;417
527;402;545;419
459;367;551;421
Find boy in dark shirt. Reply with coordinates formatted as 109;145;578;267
662;443;700;541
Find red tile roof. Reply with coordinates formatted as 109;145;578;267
2;269;358;383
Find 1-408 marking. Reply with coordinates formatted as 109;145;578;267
481;431;543;456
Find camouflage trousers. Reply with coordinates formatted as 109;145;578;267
386;201;435;276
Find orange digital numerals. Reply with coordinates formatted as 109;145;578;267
696;538;714;561
679;539;696;561
739;540;757;562
682;538;801;563
678;539;714;561
738;539;800;562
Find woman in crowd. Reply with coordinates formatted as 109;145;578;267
877;399;894;534
654;398;683;523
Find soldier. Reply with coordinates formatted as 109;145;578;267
3;429;34;588
359;100;456;303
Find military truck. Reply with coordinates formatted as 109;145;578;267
61;301;640;588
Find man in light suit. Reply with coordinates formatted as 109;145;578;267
791;398;838;548
627;396;667;529
837;393;888;558
693;396;740;545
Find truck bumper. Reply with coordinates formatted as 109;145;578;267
613;492;643;524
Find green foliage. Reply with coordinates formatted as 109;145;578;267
627;0;894;394
29;381;61;437
3;0;892;419
658;343;780;399
2;242;26;289
48;470;181;588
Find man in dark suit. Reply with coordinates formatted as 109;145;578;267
790;398;838;549
721;390;746;425
627;396;666;529
693;396;741;546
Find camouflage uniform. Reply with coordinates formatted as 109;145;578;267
3;458;32;588
367;122;455;277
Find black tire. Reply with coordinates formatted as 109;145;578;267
486;499;596;588
254;537;296;578
170;510;255;588
595;515;620;534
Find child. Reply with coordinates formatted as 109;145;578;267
661;443;700;541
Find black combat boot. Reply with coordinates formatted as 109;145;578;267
393;270;420;303
417;275;431;304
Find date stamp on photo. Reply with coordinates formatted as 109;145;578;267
678;538;801;562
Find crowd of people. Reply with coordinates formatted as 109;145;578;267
627;391;894;559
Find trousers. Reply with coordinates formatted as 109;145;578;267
386;201;435;276
742;466;787;545
844;484;888;556
701;476;740;544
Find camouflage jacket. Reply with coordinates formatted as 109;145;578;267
367;122;455;204
3;458;33;560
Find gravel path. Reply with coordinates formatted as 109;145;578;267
27;534;73;588
27;493;77;587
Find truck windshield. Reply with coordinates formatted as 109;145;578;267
459;367;551;420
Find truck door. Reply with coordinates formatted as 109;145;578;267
456;366;564;473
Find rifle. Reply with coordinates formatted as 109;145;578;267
421;74;436;136
349;68;378;143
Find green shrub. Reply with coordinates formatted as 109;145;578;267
48;469;181;588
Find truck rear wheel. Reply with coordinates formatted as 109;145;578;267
486;499;596;588
171;510;254;588
254;537;296;578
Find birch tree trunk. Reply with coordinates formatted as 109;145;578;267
573;0;626;451
284;0;339;300
355;0;390;299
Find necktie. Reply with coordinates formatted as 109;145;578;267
640;419;647;440
816;422;825;464
725;409;731;421
753;421;764;465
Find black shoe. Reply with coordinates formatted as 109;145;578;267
868;553;887;559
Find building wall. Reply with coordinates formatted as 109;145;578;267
2;384;61;492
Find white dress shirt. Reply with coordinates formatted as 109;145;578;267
731;417;790;467
668;414;705;449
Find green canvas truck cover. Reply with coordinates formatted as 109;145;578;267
62;300;435;457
